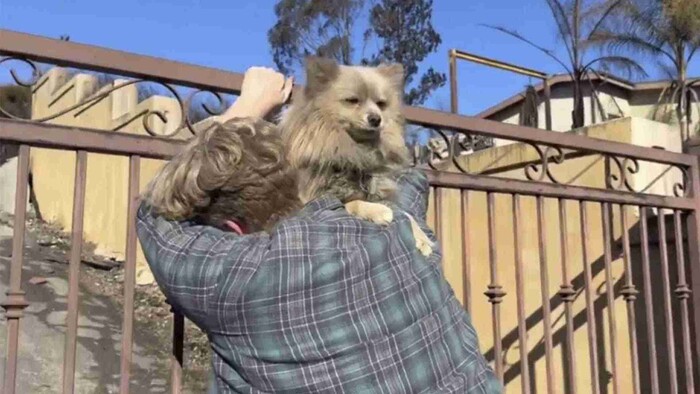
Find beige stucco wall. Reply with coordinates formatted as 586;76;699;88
488;82;700;143
489;84;634;147
29;68;192;284
427;117;688;392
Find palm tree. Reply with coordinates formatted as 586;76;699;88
485;0;646;129
591;0;700;141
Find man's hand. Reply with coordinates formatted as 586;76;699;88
218;67;294;121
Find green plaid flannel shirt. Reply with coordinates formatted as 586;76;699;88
136;169;501;393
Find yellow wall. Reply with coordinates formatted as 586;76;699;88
30;68;188;284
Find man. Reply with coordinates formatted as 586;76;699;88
136;67;500;393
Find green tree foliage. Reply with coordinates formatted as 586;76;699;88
592;0;700;139
268;0;446;106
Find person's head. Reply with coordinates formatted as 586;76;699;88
143;117;300;232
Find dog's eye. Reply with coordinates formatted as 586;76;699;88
344;97;360;105
376;100;387;110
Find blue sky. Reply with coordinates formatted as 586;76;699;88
1;0;699;115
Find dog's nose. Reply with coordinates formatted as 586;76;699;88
368;113;382;128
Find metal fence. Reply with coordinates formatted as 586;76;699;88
0;29;699;394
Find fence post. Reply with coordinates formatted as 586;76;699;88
684;157;700;387
1;144;31;394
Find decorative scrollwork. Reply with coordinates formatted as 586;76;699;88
0;56;42;87
425;128;452;171
673;165;689;198
0;56;228;138
409;129;493;173
524;144;565;184
607;156;640;193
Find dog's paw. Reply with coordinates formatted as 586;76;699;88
407;214;433;257
345;200;394;225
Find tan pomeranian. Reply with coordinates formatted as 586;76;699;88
280;57;433;256
142;117;408;239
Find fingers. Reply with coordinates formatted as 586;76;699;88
281;76;294;103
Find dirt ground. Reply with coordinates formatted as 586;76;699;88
0;213;210;393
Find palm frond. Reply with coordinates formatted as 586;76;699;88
586;0;623;41
583;55;648;80
480;24;572;74
618;0;667;42
658;61;678;80
688;44;700;63
587;29;675;62
543;0;576;63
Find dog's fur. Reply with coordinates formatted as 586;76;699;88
143;60;432;256
281;57;410;204
281;57;432;256
143;117;301;232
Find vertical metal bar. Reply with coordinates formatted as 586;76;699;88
119;155;140;394
434;187;442;243
449;49;459;114
536;196;555;392
580;201;601;394
62;150;88;394
673;210;695;391
1;144;30;394
639;208;660;394
590;89;597;125
685;161;700;389
543;78;553;131
619;205;640;394
512;194;530;394
485;192;505;383
171;311;185;394
658;208;679;394
460;190;472;312
601;202;621;394
558;199;577;394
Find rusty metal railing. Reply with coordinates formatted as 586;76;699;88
1;29;699;393
448;49;553;131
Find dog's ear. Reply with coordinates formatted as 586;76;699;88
305;56;339;96
377;63;405;91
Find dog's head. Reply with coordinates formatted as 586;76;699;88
281;57;409;171
143;117;299;232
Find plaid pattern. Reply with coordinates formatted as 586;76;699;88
136;169;501;393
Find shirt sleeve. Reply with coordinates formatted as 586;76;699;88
393;168;430;223
135;201;267;327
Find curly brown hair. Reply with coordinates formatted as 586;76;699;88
143;117;301;232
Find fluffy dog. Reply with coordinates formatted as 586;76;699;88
280;57;433;256
143;117;402;236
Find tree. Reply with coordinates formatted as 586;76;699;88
268;0;364;75
593;0;700;140
362;0;446;105
268;0;446;106
485;0;646;129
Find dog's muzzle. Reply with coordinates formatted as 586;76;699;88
347;127;381;144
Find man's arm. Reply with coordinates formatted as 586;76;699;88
393;168;430;223
136;203;266;327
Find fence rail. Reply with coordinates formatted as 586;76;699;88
1;29;700;393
